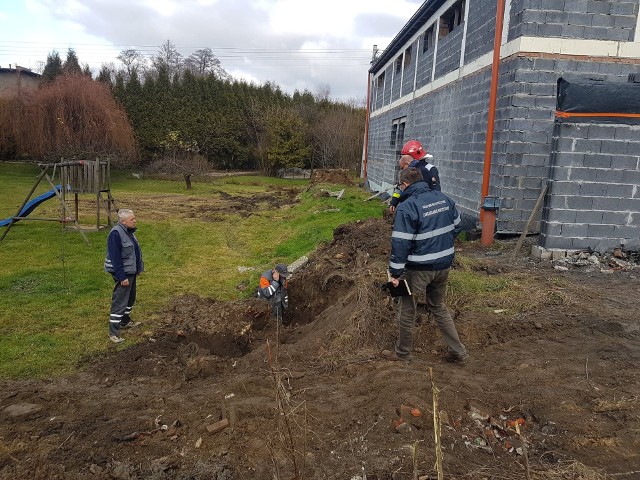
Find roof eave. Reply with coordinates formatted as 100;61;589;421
369;0;445;74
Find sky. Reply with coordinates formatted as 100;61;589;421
0;0;424;101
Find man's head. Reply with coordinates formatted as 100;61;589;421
398;154;414;170
401;139;425;160
118;209;136;229
398;167;423;190
274;263;290;278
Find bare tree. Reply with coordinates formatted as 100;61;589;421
184;48;230;80
312;107;364;171
315;83;331;102
152;40;183;77
117;48;146;79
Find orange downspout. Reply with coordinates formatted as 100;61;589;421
362;72;372;181
480;0;506;232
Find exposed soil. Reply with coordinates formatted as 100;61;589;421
67;186;303;224
1;217;639;480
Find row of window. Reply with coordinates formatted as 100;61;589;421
386;0;466;78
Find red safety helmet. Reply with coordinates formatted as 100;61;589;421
401;140;425;160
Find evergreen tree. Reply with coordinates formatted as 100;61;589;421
265;107;310;175
97;65;113;84
82;63;93;78
41;51;63;84
63;48;82;75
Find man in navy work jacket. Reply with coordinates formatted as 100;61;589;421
382;168;468;363
104;209;144;343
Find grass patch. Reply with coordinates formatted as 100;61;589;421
448;255;571;316
0;162;383;378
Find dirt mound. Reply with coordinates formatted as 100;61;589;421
1;218;640;479
309;168;355;186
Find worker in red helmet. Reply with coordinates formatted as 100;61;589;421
389;139;441;213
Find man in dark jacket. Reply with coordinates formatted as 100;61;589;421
104;209;144;343
400;139;441;191
257;263;290;320
389;139;441;212
382;168;468;363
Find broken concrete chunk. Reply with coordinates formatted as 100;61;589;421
206;418;230;434
1;402;44;419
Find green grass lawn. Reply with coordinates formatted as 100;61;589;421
0;163;384;378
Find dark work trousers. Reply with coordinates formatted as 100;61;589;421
270;286;288;322
109;274;137;337
395;268;466;358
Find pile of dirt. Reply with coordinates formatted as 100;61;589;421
1;217;639;479
309;169;355;186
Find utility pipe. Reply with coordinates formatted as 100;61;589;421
362;71;372;181
480;0;507;230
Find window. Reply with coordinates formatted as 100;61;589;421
397;121;406;151
377;72;385;91
403;46;412;69
395;56;402;74
422;25;435;53
439;0;465;39
390;117;406;153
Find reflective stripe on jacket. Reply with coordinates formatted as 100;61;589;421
257;269;287;299
389;181;461;277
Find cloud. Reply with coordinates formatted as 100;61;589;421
6;0;416;99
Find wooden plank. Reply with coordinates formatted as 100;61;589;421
510;181;548;262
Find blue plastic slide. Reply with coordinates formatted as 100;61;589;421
0;185;62;227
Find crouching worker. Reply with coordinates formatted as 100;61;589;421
257;263;290;320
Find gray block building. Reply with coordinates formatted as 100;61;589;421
364;0;640;251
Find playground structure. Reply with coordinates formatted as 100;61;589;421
0;159;118;243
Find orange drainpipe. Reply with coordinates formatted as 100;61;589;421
362;72;372;181
480;0;506;235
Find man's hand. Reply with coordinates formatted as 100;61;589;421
390;277;400;287
120;278;130;286
389;206;396;214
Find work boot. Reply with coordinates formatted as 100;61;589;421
380;349;412;362
444;350;469;364
120;321;141;329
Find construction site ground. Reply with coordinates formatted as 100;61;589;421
1;216;639;480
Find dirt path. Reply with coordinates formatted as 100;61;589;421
1;218;639;479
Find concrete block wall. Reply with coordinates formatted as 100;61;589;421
366;0;640;240
435;26;465;79
383;65;393;107
401;40;419;96
367;64;499;220
391;62;403;103
492;57;640;233
541;123;640;251
464;0;498;63
416;40;435;90
368;55;640;234
508;0;639;41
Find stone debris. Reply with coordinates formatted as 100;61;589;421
551;250;638;273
